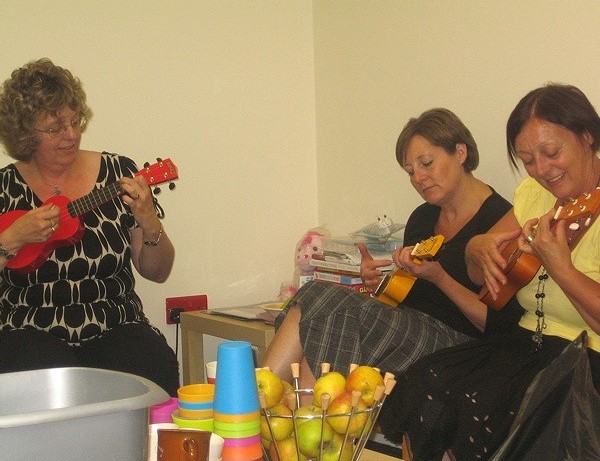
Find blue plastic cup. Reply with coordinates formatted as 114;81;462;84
213;341;260;415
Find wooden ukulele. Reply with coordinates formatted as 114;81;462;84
0;158;178;274
375;234;445;306
479;188;600;310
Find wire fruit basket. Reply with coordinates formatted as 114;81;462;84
260;363;396;461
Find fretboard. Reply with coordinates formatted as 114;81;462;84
66;181;124;218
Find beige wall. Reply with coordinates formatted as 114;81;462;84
0;1;317;366
2;1;600;375
314;0;600;230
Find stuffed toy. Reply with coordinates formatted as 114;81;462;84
278;227;328;300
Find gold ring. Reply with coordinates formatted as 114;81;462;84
526;234;534;244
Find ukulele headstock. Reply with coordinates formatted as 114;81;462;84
140;158;179;194
411;234;445;261
555;188;600;228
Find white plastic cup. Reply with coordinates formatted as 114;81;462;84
206;361;217;384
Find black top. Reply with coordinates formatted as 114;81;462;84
402;189;521;337
0;153;151;345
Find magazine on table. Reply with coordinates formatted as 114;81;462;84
209;301;284;322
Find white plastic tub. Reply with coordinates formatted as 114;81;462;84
0;367;169;461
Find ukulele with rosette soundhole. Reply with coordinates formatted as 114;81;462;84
375;234;445;306
479;188;600;310
0;158;178;274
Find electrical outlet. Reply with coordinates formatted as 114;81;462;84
165;294;208;324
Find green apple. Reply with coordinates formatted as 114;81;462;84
268;436;307;461
321;433;354;461
294;404;322;427
260;402;294;441
256;368;284;409
279;379;296;404
312;371;346;407
296;417;334;458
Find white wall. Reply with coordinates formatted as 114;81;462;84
0;1;317;367
314;1;600;230
2;1;600;379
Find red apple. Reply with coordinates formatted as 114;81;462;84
345;365;384;406
313;371;346;407
256;368;284;409
326;391;368;435
260;402;294;441
296;417;334;458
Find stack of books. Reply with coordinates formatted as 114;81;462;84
309;240;397;295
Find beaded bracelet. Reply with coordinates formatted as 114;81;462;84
143;223;163;246
0;242;15;260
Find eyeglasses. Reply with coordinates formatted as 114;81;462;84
35;114;87;139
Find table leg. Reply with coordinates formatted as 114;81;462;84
181;328;205;385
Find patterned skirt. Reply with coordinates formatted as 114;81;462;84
378;327;600;460
275;281;472;378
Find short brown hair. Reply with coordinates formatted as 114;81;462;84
396;108;479;172
0;58;92;161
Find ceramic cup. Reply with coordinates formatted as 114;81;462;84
148;423;179;461
157;428;210;461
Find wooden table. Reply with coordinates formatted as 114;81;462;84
361;448;403;461
180;309;275;385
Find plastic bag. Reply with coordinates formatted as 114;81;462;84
490;331;600;461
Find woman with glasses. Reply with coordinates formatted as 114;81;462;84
0;58;179;395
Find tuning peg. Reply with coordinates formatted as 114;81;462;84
169;182;176;191
143;161;150;168
156;157;163;163
153;186;161;195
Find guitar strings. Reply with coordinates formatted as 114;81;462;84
52;182;123;225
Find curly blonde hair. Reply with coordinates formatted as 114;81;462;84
0;58;92;161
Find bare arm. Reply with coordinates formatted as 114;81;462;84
465;209;521;293
398;247;488;331
0;203;60;269
521;211;600;335
122;176;174;283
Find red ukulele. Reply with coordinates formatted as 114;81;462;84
479;188;600;310
0;158;178;274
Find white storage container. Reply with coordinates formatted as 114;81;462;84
0;367;169;460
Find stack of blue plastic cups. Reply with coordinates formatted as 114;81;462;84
212;341;262;461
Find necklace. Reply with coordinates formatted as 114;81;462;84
53;185;61;195
532;269;549;350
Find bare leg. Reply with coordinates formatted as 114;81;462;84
442;450;455;461
261;306;313;383
298;357;316;406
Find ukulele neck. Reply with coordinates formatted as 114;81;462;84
67;182;123;218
